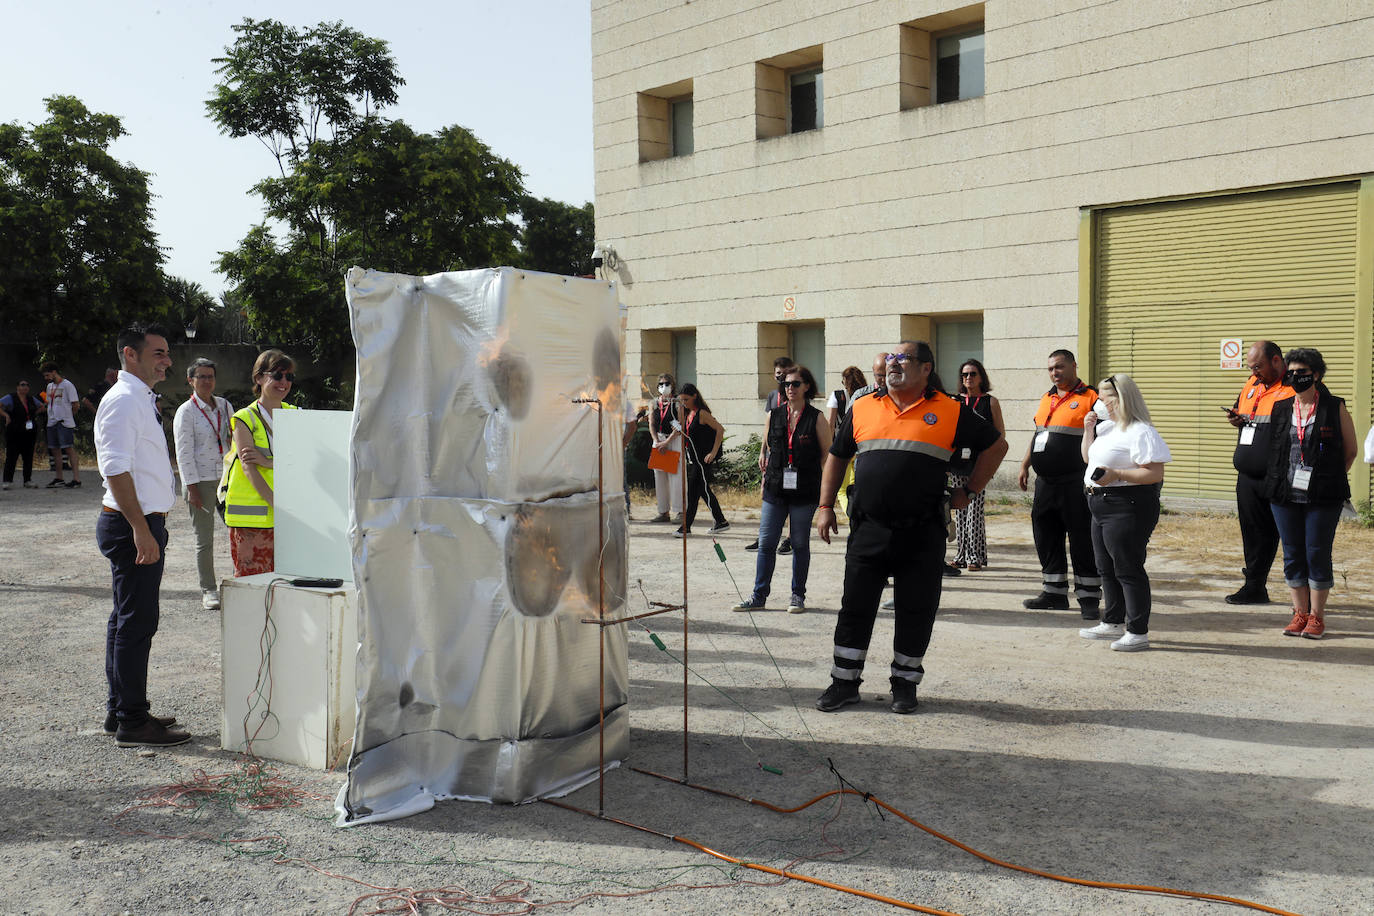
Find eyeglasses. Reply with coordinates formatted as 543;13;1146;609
264;371;295;382
885;353;914;363
960;370;979;377
780;380;804;389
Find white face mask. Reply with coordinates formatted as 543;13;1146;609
1093;400;1111;421
658;384;671;395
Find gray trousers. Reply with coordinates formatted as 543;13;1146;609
1087;485;1160;635
185;480;220;593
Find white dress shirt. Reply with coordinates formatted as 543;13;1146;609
95;370;177;514
173;392;233;486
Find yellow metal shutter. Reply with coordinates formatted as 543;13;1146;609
1092;182;1361;500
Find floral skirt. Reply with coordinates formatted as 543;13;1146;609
229;526;275;577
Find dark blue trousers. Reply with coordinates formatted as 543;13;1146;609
97;510;168;725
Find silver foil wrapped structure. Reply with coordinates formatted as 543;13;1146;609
336;267;629;825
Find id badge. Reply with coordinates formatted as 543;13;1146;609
1033;430;1049;453
25;420;34;430
1239;425;1256;446
1291;465;1312;492
782;467;799;490
960;447;971;460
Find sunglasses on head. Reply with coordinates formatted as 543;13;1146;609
780;379;804;389
264;370;295;382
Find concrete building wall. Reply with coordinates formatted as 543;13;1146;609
592;0;1374;477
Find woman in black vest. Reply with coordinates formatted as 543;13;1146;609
676;383;729;536
734;365;831;614
949;359;1004;571
1262;348;1357;640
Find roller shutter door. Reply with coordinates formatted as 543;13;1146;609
1093;183;1360;500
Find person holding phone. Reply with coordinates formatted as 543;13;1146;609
1078;374;1172;652
1222;340;1292;605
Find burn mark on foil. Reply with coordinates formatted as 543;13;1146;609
398;682;415;708
487;347;531;419
592;327;620;393
505;505;570;618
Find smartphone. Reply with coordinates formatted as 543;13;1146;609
1090;467;1107;482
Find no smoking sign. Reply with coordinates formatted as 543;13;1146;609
1219;337;1244;370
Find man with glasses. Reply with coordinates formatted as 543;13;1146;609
173;358;234;610
1221;340;1291;605
815;341;1006;714
1017;349;1101;618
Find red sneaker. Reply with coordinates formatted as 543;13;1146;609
1282;610;1310;637
1300;616;1325;640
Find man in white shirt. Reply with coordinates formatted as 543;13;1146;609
173;358;233;610
40;362;83;488
94;324;189;748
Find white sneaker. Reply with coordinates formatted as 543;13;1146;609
881;598;895;610
1079;622;1125;640
787;595;805;614
1;483;9;490
1110;631;1149;652
202;590;221;611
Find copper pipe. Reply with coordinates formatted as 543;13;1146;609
579;605;684;626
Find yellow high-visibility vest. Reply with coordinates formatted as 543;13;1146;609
223;402;297;529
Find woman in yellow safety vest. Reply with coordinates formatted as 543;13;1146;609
225;349;297;576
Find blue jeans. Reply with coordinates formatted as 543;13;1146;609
1270;501;1342;590
752;497;816;602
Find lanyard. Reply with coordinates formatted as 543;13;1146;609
1247;379;1284;422
785;406;800;466
657;400;672;431
193;397;224;455
964;393;984;413
1042;388;1077;426
684;409;696;439
1294;394;1318;454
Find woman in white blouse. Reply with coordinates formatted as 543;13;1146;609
1077;374;1172;651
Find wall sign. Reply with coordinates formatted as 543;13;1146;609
1219;337;1244;370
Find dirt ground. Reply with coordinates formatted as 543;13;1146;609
1;475;1372;915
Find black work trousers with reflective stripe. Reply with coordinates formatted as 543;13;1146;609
831;511;946;685
1235;472;1279;591
1031;475;1100;602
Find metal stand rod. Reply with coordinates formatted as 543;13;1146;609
680;418;689;783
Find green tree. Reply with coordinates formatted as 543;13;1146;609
517;196;595;276
166;277;217;340
0;96;170;363
209;18;528;363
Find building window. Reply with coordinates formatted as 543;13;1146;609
935;27;984;103
756;45;823;139
638;78;693;162
789;69;823;132
670;98;694;156
672;330;697;386
900;4;985;110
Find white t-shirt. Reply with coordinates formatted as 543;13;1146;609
1084;419;1172;488
46;379;79;427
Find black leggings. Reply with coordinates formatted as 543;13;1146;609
683;459;727;531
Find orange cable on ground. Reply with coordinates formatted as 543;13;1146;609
750;787;1301;916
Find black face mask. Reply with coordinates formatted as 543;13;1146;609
1286;370;1315;393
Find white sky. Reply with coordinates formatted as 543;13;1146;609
2;1;594;299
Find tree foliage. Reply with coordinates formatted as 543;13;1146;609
517;196;595;276
0;96;170;363
209;18;531;363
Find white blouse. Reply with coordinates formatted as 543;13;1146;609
1084;419;1172;488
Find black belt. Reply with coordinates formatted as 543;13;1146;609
102;506;167;518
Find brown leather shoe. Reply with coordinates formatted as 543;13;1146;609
104;712;176;735
114;719;191;748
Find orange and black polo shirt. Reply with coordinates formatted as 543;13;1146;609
1029;382;1097;480
832;388;1000;526
1232;374;1294;478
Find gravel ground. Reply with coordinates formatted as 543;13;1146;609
1;477;1372;915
